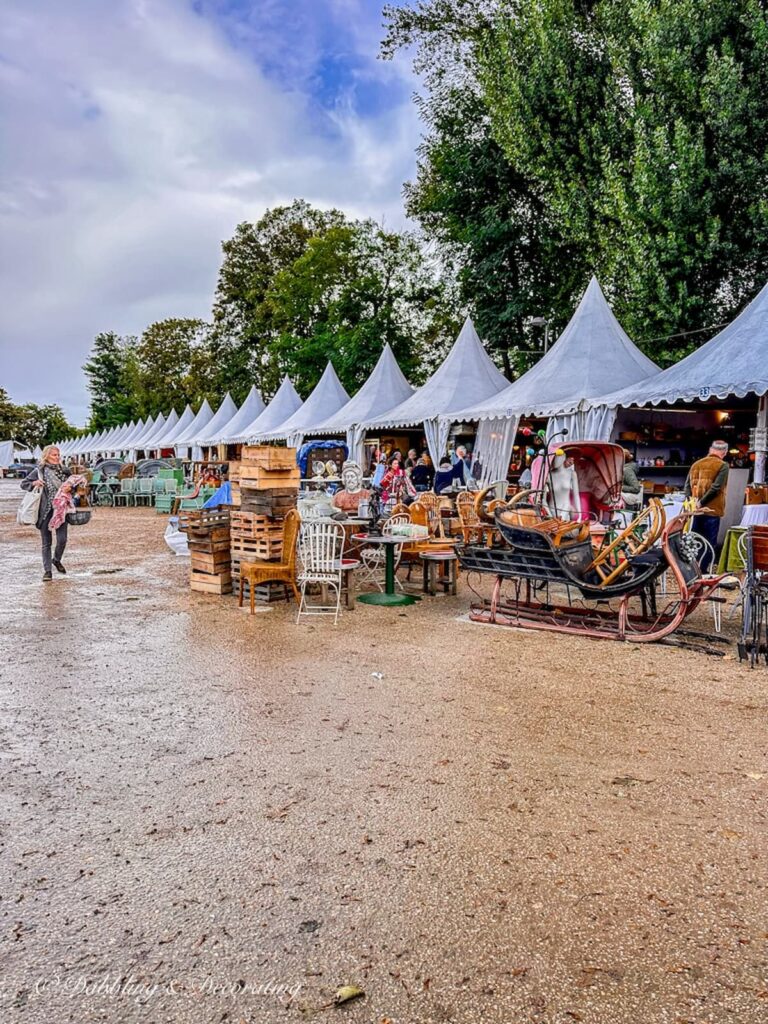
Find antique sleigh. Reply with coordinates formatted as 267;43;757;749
457;442;724;643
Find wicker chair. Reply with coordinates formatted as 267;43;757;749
238;509;301;614
456;491;497;546
415;491;444;537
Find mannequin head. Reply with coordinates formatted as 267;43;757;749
341;460;364;493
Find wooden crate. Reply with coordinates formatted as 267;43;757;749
238;464;300;487
231;535;284;562
190;569;232;594
190;550;231;574
239;487;297;516
228;460;241;482
241;445;297;470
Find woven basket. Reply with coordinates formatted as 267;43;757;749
66;509;92;527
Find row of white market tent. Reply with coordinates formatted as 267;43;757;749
53;275;768;484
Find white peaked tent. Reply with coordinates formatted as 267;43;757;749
102;420;136;454
188;393;237;460
310;344;414;465
150;405;195;451
453;275;660;437
233;376;303;442
257;363;350;447
584;277;768;483
139;410;177;452
585;278;768;410
365;317;509;466
173;400;214;457
33;445;43;460
119;419;146;450
92;424;122;455
199;385;265;445
126;414;160;454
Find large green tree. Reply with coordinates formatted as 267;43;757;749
267;220;455;393
212;201;458;397
211;200;347;398
83;331;136;429
479;0;768;360
131;318;214;417
382;1;584;375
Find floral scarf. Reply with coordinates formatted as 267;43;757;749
50;474;88;532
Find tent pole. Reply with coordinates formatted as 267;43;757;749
754;394;768;485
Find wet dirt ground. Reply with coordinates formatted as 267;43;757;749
0;479;766;1024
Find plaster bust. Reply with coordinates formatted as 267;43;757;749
332;460;370;513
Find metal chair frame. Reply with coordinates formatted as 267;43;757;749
297;519;346;625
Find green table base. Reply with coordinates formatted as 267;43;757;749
357;592;419;606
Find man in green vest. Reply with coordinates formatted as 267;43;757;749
684;440;730;570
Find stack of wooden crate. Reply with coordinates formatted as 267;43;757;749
231;446;300;603
182;508;232;595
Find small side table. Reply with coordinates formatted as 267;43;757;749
420;550;459;596
352;534;418;607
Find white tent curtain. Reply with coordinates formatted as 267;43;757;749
473;416;520;487
346;425;366;467
547;406;617;443
423;417;451;469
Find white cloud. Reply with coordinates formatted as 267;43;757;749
0;0;419;422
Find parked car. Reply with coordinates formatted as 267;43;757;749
5;461;36;478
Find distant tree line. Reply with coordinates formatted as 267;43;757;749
0;387;79;448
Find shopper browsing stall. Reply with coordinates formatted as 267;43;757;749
684;440;730;569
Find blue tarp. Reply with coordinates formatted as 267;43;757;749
203;481;231;507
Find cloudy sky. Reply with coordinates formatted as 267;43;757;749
0;0;420;423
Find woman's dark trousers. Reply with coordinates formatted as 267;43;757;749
39;511;68;572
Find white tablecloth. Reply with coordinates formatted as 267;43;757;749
740;503;768;527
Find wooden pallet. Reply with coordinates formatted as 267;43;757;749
231;535;284;562
179;508;230;533
239;488;297;516
187;526;231;554
230;511;282;537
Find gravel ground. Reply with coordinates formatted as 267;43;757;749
0;479;766;1024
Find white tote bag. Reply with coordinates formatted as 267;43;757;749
17;471;42;526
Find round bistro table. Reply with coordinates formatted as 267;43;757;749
351;533;418;606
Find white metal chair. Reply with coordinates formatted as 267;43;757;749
297;519;346;625
684;531;722;631
356;513;410;592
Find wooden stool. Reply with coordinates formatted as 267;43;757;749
420;551;459;596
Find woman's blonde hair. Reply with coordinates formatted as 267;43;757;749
40;444;60;464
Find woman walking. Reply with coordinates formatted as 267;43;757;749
21;445;71;581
